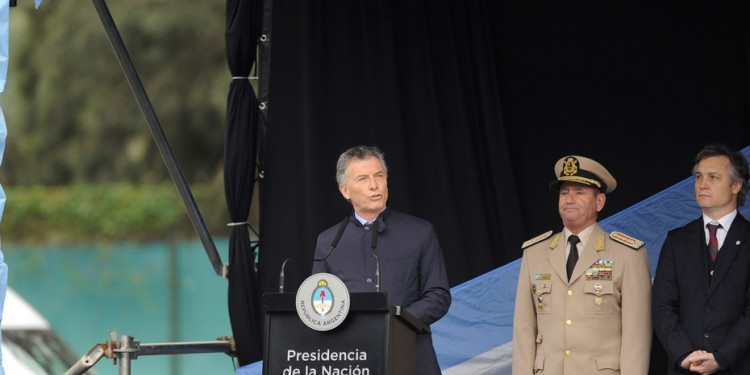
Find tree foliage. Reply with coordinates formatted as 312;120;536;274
1;0;228;186
2;183;230;244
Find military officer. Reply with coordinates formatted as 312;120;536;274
512;155;652;375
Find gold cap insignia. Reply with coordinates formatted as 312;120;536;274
563;157;579;176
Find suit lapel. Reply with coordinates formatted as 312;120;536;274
686;219;710;294
708;215;750;297
547;232;568;283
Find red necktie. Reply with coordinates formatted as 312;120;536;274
707;223;721;262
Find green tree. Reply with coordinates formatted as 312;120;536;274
1;0;228;186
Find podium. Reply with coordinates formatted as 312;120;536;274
262;292;429;375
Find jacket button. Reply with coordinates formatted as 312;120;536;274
704;332;710;338
565;350;572;357
567;290;574;296
566;320;572;326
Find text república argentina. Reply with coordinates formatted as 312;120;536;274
299;300;347;327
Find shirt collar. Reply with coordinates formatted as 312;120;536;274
354;207;388;226
703;210;737;230
564;223;596;247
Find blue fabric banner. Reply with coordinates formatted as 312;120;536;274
432;146;750;374
237;146;750;375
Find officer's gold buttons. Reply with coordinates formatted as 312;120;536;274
567;290;574;296
566;320;572;326
565;350;572;357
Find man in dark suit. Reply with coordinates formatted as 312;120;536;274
653;143;750;375
313;145;451;375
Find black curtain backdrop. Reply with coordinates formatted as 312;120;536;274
224;0;263;365
259;0;525;296
256;1;749;369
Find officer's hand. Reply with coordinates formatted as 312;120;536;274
688;351;720;375
680;350;707;370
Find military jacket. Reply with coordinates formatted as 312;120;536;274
512;224;652;375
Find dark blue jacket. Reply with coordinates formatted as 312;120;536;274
313;207;452;374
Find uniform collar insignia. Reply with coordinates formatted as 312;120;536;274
549;233;561;248
595;235;605;250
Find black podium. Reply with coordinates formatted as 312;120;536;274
262;292;429;375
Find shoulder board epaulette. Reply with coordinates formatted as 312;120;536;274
609;231;644;250
522;230;553;249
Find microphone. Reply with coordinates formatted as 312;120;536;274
370;221;381;293
278;217;350;293
328;217;350;253
278;258;292;293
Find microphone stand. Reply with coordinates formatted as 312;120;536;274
278;217;350;293
370;221;380;293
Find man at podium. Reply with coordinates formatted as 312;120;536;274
313;145;452;375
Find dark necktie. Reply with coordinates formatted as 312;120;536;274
707;223;721;262
566;235;580;281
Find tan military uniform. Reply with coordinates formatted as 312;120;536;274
512;224;652;375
